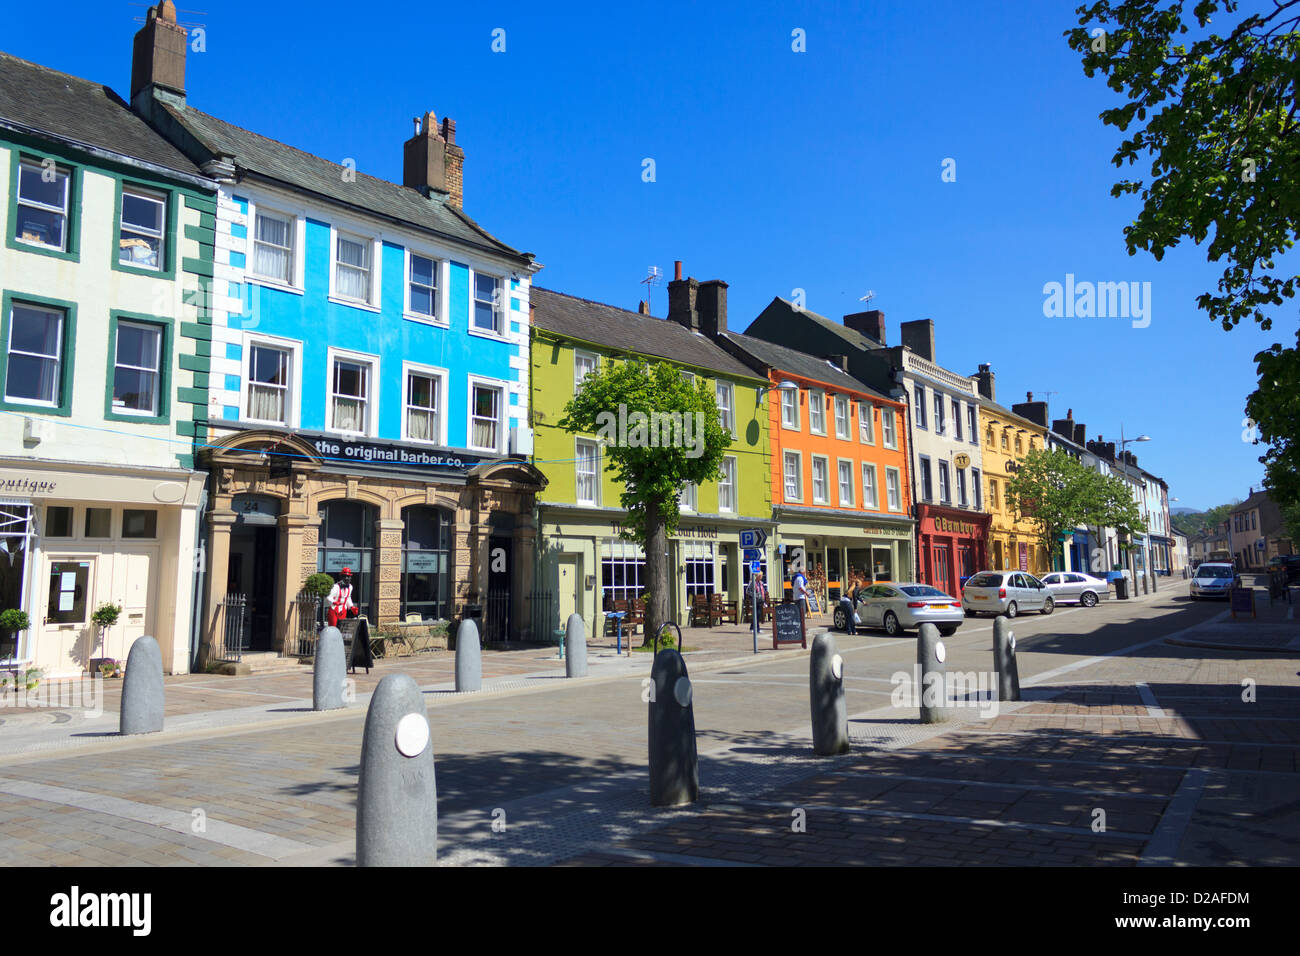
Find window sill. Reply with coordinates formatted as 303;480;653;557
403;313;449;328
327;295;380;313
467;326;509;343
0;399;71;418
245;276;304;296
6;236;79;263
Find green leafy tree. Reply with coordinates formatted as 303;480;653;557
559;359;732;645
1005;448;1146;572
1067;1;1300;514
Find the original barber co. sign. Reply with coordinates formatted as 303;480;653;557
311;437;491;471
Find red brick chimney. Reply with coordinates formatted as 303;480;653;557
131;1;187;102
403;111;465;208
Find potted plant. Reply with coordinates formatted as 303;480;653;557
304;572;334;598
91;602;122;663
98;659;121;679
0;608;30;659
23;667;43;690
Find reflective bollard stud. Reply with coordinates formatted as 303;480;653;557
356;673;438;866
454;616;481;693
313;626;346;711
120;636;164;735
993;615;1021;702
917;623;950;724
810;630;850;755
565;612;587;678
648;648;699;806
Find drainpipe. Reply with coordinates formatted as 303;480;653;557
189;483;209;673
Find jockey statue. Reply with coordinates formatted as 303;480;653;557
327;567;359;627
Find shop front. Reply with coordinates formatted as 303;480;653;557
916;504;990;593
535;507;777;642
0;460;205;678
199;428;546;664
773;506;915;605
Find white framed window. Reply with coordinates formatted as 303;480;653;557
407;252;441;322
858;402;875;444
809;389;826;435
784;451;803;501
956;466;968;507
576;438;599;505
938;460;951;503
968;405;978;445
326;348;377;435
468;377;506;453
251;208;295;284
812;455;829;504
934;392;945;435
914;384;927;429
118;187;166;270
15;160;70;251
952;398;963;441
681;481;698;512
5;302;64;407
882;408;898;449
716;382;735;434
781;388;800;430
718;456;737;513
111;320;162;416
837;459;854;507
334;230;373;303
472;272;503;334
403;362;447;445
574;351;599;392
833;395;851;440
862;463;879;509
885;467;903;512
243;335;300;427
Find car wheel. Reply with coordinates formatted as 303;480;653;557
1080;591;1098;608
964;609;976;617
938;625;957;636
883;611;902;636
1040;596;1055;615
1005;602;1018;619
833;607;847;631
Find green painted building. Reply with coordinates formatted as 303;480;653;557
530;282;773;640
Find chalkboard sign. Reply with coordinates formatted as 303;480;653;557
340;616;375;673
771;601;806;649
1230;586;1256;619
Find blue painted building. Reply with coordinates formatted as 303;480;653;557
129;3;546;659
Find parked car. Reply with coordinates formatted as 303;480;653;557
1039;571;1110;607
1267;554;1300;583
1189;562;1235;599
961;570;1055;618
835;582;965;637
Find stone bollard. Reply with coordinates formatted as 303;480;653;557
810;630;850;755
916;623;949;724
454;616;481;693
120;636;164;735
356;673;437;867
993;615;1021;702
564;612;587;678
1141;574;1149;595
648;648;698;806
313;626;346;711
1151;573;1158;593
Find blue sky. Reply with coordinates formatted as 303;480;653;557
9;0;1294;511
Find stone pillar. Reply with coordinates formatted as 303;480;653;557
199;507;237;668
513;512;537;640
376;517;404;624
277;512;313;652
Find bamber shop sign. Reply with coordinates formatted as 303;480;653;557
934;517;977;535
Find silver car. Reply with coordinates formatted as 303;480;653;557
1039;571;1110;607
961;570;1055;618
1190;562;1234;599
838;582;965;637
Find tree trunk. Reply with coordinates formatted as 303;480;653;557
641;498;673;647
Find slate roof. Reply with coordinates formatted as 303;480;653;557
0;51;202;176
750;297;885;352
531;288;764;381
718;331;895;401
156;100;530;265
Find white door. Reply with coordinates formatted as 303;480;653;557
110;547;157;661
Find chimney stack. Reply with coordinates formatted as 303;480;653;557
696;279;728;338
1013;394;1049;427
899;319;936;362
975;363;995;401
403;111;465;207
130;2;187;104
667;261;700;332
638;301;650;315
843;310;886;346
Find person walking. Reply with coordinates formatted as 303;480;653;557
750;570;768;625
792;565;810;621
839;574;859;635
326;568;358;627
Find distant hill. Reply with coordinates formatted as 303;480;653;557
1171;507;1198;516
1172;502;1239;538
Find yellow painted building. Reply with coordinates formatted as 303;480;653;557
977;399;1051;576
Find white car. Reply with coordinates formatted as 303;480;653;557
1190;562;1235;600
1039;571;1110;607
961;570;1054;618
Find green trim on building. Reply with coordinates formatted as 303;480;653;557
181;256;214;277
109;173;180;281
0;289;78;417
5;146;84;263
179;321;211;341
102;310;174;425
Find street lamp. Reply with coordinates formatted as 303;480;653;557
1117;426;1152;592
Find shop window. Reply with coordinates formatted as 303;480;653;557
122;509;157;539
684;542;715;598
401;506;451;622
84;508;112;538
317;500;377;618
0;503;33;660
602;539;646;607
44;505;73;537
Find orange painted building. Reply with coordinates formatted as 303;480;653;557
717;332;914;603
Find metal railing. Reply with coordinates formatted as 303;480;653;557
210;593;247;663
284;591;322;658
527;590;557;644
484;589;511;642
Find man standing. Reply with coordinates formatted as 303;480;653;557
792;565;810;620
327;567;358;627
750;570;768;624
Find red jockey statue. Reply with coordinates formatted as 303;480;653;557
327;567;359;627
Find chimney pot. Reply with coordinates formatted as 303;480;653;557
403;109;465;207
674;260;682;281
